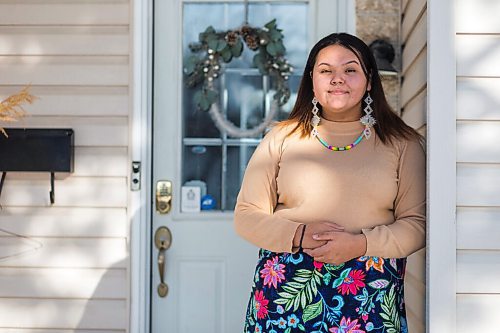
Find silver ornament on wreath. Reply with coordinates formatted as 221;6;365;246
183;19;294;138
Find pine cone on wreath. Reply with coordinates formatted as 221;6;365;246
240;25;253;36
225;31;239;46
245;35;259;50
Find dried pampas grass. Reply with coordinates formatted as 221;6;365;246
0;86;36;137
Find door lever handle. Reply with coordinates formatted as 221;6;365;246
157;246;168;297
154;226;172;297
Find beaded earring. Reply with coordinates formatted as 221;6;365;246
311;97;321;137
360;92;377;139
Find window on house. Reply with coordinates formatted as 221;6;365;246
182;1;308;211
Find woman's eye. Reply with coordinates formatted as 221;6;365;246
320;69;331;74
346;68;356;73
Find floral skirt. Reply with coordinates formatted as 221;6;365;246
243;249;407;333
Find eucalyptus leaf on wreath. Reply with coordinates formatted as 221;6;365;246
184;19;293;112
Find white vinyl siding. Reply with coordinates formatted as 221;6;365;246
400;0;427;332
0;0;131;332
456;0;500;331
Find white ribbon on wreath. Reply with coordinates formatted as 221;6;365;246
207;98;279;138
208;101;278;138
206;80;280;138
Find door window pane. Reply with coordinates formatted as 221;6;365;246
182;1;308;211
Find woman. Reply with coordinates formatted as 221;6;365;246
234;33;425;333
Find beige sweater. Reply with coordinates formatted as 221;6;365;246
234;118;426;258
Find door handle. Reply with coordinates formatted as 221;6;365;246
156;180;172;214
154;226;172;297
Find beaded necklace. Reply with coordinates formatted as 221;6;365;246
314;129;365;151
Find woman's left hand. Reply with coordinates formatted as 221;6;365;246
303;231;367;265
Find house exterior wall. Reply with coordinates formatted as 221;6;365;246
0;1;131;332
400;0;427;332
11;1;500;332
455;0;500;331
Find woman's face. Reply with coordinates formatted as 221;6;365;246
312;44;370;122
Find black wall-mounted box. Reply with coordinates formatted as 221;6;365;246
0;128;74;172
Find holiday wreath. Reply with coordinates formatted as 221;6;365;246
184;19;293;137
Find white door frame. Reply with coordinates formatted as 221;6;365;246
129;0;154;332
426;0;457;331
127;1;356;332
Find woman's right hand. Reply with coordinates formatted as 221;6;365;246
294;222;345;250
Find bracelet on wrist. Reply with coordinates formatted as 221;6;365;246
298;224;306;252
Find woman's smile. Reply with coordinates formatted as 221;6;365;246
329;89;349;95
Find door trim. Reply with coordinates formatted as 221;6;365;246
311;0;356;43
130;0;154;332
427;0;457;331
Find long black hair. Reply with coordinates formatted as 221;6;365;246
282;33;420;144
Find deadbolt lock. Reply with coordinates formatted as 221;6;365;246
156;180;172;214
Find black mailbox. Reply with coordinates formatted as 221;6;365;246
0;128;74;204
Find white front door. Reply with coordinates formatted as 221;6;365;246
150;1;353;332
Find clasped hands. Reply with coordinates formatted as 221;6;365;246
296;222;367;265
